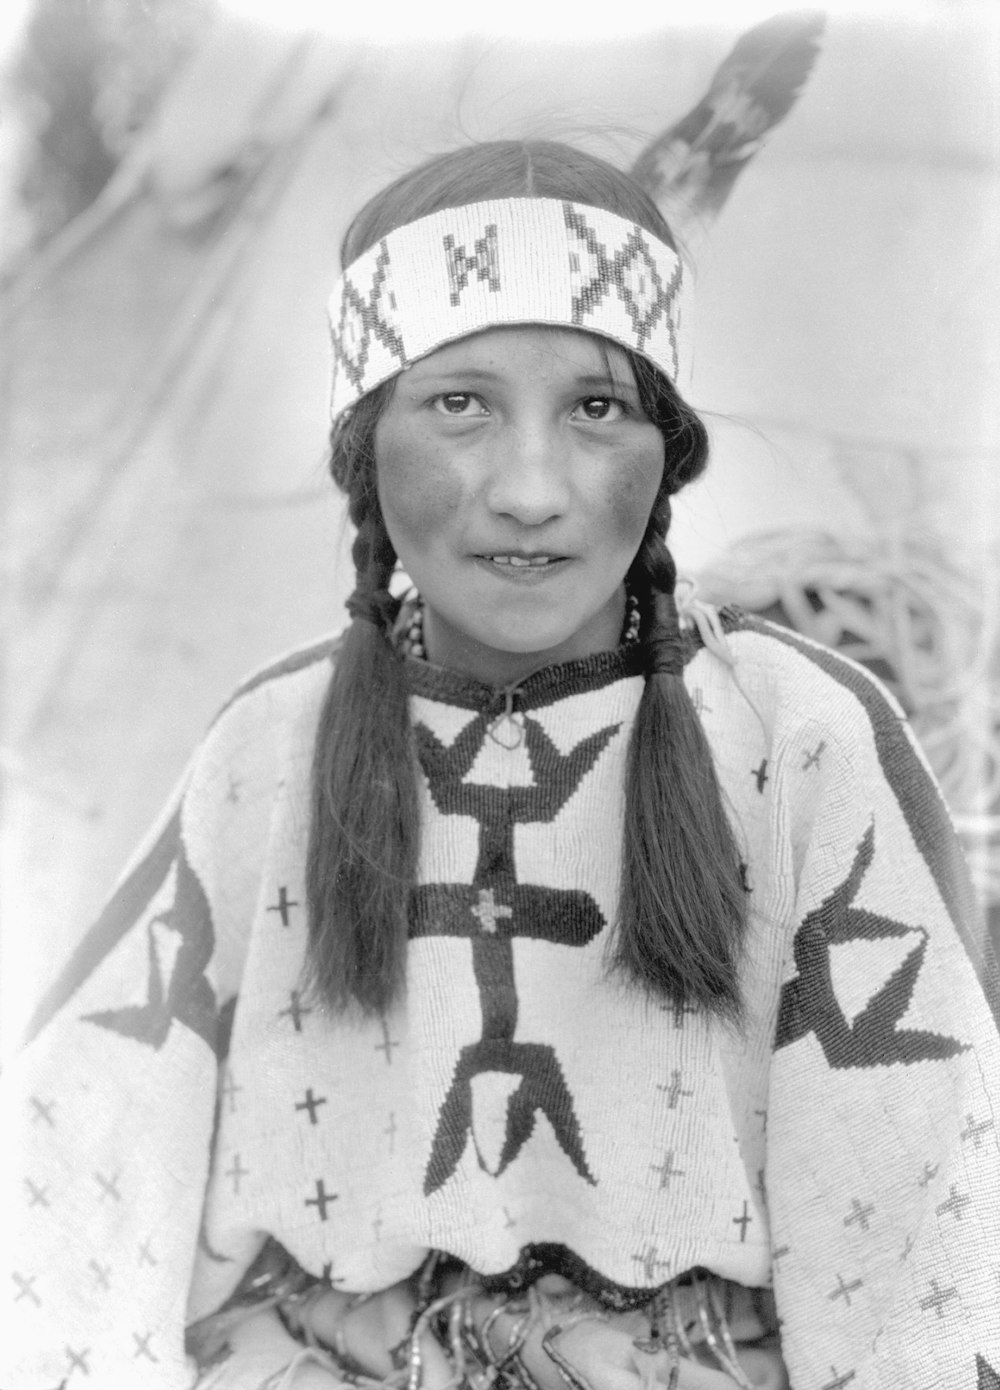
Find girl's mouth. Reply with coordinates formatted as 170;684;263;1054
475;554;569;580
483;554;559;568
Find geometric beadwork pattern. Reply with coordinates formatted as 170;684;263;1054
774;822;970;1067
330;241;404;395
410;709;621;1195
327;198;685;421
564;206;682;365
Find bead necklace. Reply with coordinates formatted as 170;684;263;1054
401;589;641;663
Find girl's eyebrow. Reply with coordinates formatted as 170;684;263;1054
407;367;505;387
573;372;639;395
407;367;639;395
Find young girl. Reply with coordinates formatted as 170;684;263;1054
5;141;999;1390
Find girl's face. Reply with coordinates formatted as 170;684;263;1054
375;325;665;687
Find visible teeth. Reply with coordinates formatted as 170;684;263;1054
490;555;553;567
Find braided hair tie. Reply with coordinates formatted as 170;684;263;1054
644;589;685;677
345;587;400;632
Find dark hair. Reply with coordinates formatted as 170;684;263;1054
306;139;747;1023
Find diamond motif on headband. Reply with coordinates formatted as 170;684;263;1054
564;205;681;355
443;224;501;307
332;240;406;388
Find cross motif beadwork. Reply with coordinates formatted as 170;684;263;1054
470;888;513;935
413;709;620;1195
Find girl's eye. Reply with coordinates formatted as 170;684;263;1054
432;393;488;417
575;397;625;422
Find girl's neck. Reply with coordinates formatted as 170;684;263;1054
406;589;640;689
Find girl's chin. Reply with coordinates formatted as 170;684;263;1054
434;624;611;682
422;596;625;680
463;622;587;660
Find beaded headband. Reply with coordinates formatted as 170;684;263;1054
327;197;686;423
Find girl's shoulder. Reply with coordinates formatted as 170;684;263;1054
195;632;344;760
709;606;910;746
213;632;344;726
170;633;346;835
695;607;934;822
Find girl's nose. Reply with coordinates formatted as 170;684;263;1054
484;420;570;525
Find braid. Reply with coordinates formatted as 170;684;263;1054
618;499;748;1025
344;476;401;632
631;499;685;677
305;386;421;1015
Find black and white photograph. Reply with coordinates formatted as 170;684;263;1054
3;1;998;1386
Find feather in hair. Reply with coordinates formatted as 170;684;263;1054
631;10;826;226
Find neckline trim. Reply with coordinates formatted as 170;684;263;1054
397;604;744;714
402;641;645;713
